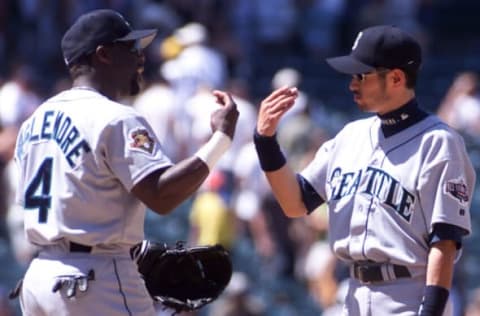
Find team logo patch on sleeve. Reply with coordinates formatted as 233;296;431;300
444;178;469;205
129;128;155;154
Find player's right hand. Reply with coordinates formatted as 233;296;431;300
210;90;239;140
256;86;298;137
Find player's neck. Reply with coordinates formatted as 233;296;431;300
72;77;116;100
72;77;99;92
378;89;416;115
377;98;429;137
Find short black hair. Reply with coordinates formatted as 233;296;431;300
401;66;419;89
67;55;94;79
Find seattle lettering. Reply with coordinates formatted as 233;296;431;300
330;166;415;222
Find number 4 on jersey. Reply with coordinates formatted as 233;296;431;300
25;158;53;223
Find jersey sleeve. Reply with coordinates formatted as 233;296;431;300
100;114;173;191
418;134;475;236
299;138;335;201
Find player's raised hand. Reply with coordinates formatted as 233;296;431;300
257;86;298;137
210;90;239;140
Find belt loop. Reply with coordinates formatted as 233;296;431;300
380;264;390;281
69;242;93;253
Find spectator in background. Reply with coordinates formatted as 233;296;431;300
133;75;181;160
189;170;237;251
254;0;298;51
466;288;480;316
226;0;257;80
0;64;41;131
183;78;256;173
160;22;228;104
0;0;8;76
231;140;273;255
298;206;338;310
354;0;431;52
297;0;347;58
159;22;229;163
186;78;257;255
0;64;42;242
0;63;42;316
209;272;264;316
437;71;480;138
271;67;329;171
271;68;309;127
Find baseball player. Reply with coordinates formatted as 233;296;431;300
254;25;475;316
12;9;238;316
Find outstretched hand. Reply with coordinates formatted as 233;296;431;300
256;86;298;137
210;90;239;140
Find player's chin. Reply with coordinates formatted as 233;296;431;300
353;95;364;108
129;75;142;96
354;99;372;112
353;92;362;103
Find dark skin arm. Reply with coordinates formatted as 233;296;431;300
131;90;238;215
131;158;208;215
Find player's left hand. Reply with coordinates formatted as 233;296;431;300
257;86;298;137
210;90;239;140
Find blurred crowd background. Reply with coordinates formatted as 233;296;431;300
1;0;480;315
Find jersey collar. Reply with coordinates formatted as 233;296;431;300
377;98;429;137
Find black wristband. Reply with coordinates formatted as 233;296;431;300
253;129;286;172
418;285;449;316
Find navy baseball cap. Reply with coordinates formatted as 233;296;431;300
326;25;422;74
61;9;157;66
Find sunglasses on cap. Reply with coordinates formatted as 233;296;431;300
111;39;144;54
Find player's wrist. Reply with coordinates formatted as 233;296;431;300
253;128;286;172
195;131;232;171
418;285;449;316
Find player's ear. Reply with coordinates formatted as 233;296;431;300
391;69;403;86
94;45;113;65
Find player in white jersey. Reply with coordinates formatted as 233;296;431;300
253;25;476;316
12;9;238;316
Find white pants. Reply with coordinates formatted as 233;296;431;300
341;278;453;316
20;250;156;316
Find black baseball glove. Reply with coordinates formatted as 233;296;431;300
131;240;232;314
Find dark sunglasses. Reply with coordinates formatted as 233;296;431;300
110;39;143;54
353;69;392;81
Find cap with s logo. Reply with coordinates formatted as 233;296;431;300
326;25;422;74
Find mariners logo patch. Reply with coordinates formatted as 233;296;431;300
444;178;469;205
129;128;155;154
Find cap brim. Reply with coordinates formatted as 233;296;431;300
326;55;375;74
117;29;157;49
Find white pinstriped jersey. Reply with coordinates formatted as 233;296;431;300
301;115;475;273
14;88;172;249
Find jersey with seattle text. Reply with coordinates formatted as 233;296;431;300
301;114;475;273
14;88;172;249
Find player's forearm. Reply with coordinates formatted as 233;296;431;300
418;240;457;316
133;157;209;215
133;130;233;214
253;128;307;217
265;166;308;218
425;240;456;288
